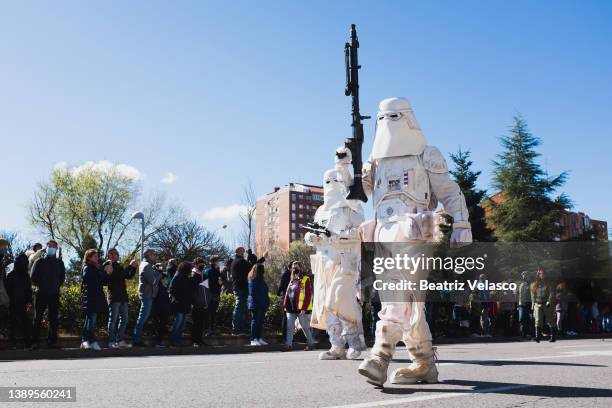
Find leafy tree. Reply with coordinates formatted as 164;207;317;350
29;163;181;258
488;116;570;241
446;147;494;242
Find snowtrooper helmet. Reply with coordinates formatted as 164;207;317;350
323;169;348;208
371;97;427;159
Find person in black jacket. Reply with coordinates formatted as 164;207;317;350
5;253;33;349
169;262;193;346
220;257;233;294
31;240;66;349
231;247;250;335
80;249;112;351
0;238;11;344
203;258;222;335
231;247;266;335
190;258;209;347
104;248;138;349
151;263;172;348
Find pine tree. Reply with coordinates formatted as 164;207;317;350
489;116;570;241
448;147;494;242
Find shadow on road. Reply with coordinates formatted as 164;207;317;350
392;359;607;367
381;379;612;398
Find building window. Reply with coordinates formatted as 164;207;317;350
312;194;323;201
291;232;296;240
299;204;304;209
291;203;296;211
291;222;296;229
291;193;296;201
291;213;296;221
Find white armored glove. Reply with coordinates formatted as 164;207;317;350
304;231;323;247
335;146;352;167
450;222;472;248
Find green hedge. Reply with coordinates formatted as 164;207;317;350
57;282;286;337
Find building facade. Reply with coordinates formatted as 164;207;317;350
485;192;608;241
255;183;324;254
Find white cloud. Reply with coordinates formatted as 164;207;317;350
203;203;248;221
160;172;178;185
53;160;143;180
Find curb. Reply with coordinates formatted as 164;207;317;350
1;333;609;361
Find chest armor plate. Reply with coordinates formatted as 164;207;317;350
372;156;431;217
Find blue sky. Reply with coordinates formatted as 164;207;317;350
1;1;611;245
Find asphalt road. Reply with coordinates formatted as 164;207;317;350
1;338;611;408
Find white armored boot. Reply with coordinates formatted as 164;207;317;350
358;321;402;386
390;341;438;384
346;333;364;359
319;323;347;360
319;345;347;360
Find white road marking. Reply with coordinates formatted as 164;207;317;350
554;343;610;348
322;384;533;408
43;361;265;373
436;349;612;366
324;348;612;408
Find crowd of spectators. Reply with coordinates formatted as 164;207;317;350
423;270;612;340
1;236;611;352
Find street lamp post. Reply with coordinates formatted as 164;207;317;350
214;224;228;234
131;211;145;260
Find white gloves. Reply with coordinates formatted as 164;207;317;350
304;232;322;247
450;228;472;247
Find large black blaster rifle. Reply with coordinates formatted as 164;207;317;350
343;23;369;203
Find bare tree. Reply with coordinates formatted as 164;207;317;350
239;181;257;250
148;219;228;263
0;230;31;258
115;192;184;259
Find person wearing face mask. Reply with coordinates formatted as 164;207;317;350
283;261;317;350
305;147;366;360
31;240;66;349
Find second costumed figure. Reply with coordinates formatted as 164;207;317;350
306;146;367;360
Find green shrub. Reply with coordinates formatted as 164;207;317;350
57;283;286;336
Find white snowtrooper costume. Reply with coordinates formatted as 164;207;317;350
357;97;472;386
306;148;366;360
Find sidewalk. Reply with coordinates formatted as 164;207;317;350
1;332;610;361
